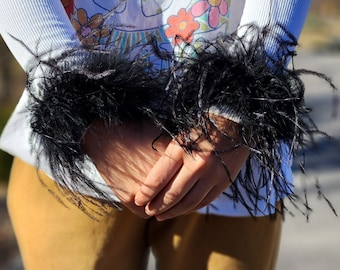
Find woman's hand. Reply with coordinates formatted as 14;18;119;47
134;117;250;221
82;120;171;218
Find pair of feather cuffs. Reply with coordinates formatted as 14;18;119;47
26;24;336;216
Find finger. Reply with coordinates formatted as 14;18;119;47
145;162;200;216
134;141;183;206
145;150;213;215
153;178;215;221
153;161;234;220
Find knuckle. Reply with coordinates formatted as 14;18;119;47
163;191;180;205
139;185;155;197
139;182;160;199
148;174;166;188
145;171;167;189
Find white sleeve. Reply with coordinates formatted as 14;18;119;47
0;0;80;70
238;0;311;56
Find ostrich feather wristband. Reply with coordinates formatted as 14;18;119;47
27;47;167;210
26;24;336;215
159;24;336;214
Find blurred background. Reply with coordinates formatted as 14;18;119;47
1;1;340;269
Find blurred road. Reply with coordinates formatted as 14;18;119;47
0;52;339;270
276;52;340;270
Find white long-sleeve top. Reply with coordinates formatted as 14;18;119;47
0;0;311;216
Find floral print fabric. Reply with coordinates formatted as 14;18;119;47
62;0;231;51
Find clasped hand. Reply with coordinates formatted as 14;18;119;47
83;119;249;220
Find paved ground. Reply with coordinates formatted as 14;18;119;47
275;52;340;270
0;52;339;270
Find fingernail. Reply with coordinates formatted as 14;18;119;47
134;186;154;206
134;197;145;207
134;192;148;206
146;204;161;217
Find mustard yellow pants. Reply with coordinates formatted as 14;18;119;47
7;158;282;270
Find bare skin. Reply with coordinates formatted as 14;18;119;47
83;117;249;220
135;116;250;220
82;120;170;218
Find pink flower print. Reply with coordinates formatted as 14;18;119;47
191;0;229;28
165;8;200;45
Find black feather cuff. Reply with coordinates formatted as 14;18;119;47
27;48;166;209
159;24;336;214
26;24;336;216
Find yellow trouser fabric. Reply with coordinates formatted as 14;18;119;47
7;158;282;270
